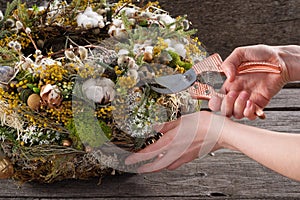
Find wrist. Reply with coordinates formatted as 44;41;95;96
276;45;300;82
216;117;239;151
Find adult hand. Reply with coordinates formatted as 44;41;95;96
125;111;225;172
209;44;290;120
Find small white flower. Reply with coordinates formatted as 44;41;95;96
156;14;176;29
117;55;138;69
173;43;187;58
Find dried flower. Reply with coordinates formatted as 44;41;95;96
0;11;3;22
14;41;22;52
5;18;15;28
117;55;138;69
82;78;115;104
0;66;17;84
77;7;106;29
78;46;88;60
8;41;15;48
16;21;24;30
25;27;31;35
40;84;63;108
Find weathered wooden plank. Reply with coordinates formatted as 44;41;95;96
268;89;300;109
0;150;299;199
158;0;300;57
237;111;300;133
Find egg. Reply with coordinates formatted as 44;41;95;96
27;93;41;111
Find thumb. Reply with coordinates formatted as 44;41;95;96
221;61;236;82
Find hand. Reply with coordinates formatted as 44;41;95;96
125;111;225;172
209;44;290;120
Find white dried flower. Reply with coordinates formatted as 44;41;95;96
122;7;138;18
16;21;24;30
65;50;76;60
111;19;123;27
35;49;42;56
165;39;187;59
21;57;34;70
156;14;176;29
82;78;115;104
127;69;139;81
173;43;187;58
77;7;106;29
117;55;138;69
78;46;88;60
112;28;128;40
145;46;154;54
25;27;31;35
5;18;15;28
117;49;130;56
14;41;22;51
76;13;88;27
8;41;15;48
40;84;63;107
0;11;3;22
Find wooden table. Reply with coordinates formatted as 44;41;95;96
1;83;300;199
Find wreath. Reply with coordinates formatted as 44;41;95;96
0;0;206;183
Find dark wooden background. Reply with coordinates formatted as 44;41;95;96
1;0;299;57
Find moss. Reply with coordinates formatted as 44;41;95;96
168;50;192;70
66;108;112;149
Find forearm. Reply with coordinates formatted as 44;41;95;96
219;118;300;181
276;45;300;82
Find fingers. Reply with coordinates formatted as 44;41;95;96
208;94;222;111
221;91;238;117
154;119;180;133
243;100;257;120
125;135;170;165
233;91;250;119
219;90;258;120
137;151;176;173
221;47;245;82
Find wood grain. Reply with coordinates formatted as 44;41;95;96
158;0;300;57
0;150;299;199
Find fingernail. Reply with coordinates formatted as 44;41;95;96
225;69;232;80
246;100;252;108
